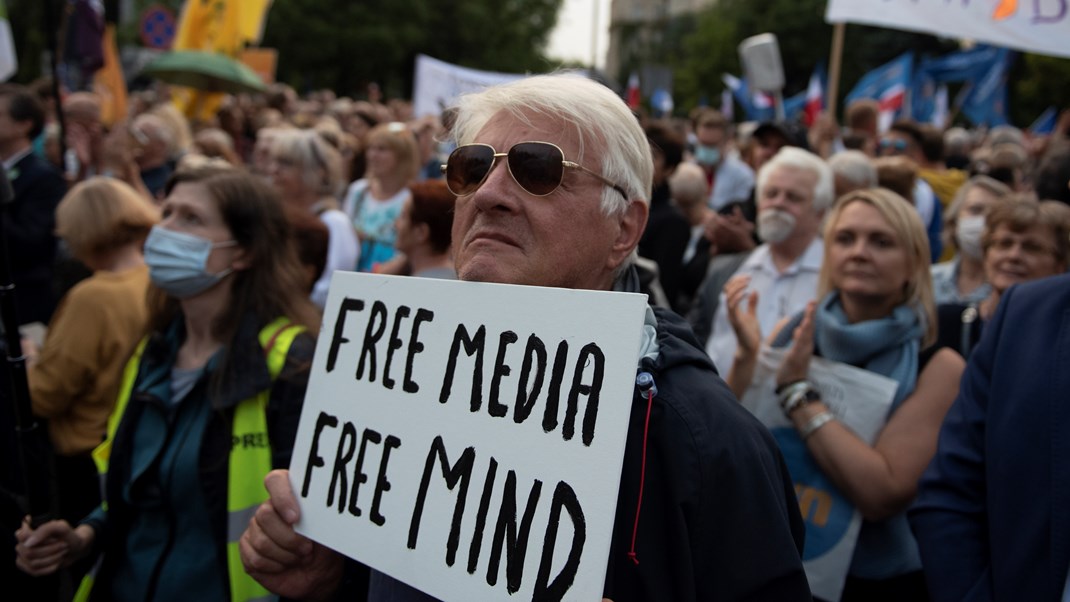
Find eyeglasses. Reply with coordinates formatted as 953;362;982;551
442;141;629;199
878;139;909;154
986;235;1056;258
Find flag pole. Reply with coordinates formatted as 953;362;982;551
827;22;846;120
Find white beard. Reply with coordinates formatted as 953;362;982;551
757;209;797;244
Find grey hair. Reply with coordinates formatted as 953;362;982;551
986;125;1025;148
133;113;177;157
943;127;971;156
450;73;653;217
668;162;708;207
756;146;835;212
271;129;343;198
828;150;878;189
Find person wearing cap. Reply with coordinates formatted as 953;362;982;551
689;107;755;212
238;73;810;602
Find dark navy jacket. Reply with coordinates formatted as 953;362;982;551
910;273;1070;601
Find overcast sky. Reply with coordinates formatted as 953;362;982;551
546;0;614;69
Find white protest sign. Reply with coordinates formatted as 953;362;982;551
289;273;648;602
412;54;525;118
826;0;1070;59
740;347;898;601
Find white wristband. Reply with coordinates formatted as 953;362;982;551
800;411;835;440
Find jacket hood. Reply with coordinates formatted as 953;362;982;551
649;307;720;376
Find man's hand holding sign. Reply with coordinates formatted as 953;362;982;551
241;74;811;602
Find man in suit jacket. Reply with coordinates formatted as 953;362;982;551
910;272;1070;601
0;84;68;325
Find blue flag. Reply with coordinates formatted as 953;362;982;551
846;53;913;130
1028;107;1058;135
917;45;1003;84
846;53;913;107
959;48;1012;126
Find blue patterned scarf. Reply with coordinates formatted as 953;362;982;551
774;291;925;410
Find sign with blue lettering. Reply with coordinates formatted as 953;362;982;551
290;273;647;602
740;348;898;601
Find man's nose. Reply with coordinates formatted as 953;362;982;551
470;158;521;212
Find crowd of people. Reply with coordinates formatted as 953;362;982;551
1;70;1068;601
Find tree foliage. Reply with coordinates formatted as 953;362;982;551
261;0;562;98
670;0;956;117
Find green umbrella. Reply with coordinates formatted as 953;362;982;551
142;50;267;94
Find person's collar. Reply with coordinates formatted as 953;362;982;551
747;237;823;274
2;144;33;170
799;237;824;270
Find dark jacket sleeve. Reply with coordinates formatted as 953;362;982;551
693;394;810;600
607;363;809;602
685;252;749;348
267;331;316;469
908;284;1011;601
6;162;67;268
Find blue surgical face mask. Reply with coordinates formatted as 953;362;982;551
144;226;238;299
694;144;722;166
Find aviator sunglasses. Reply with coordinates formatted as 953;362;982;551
442;141;629;199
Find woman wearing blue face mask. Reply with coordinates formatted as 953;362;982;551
15;168;321;602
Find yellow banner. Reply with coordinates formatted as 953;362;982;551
93;24;127;127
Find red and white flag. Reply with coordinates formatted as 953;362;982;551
626;72;640;110
803;69;824;126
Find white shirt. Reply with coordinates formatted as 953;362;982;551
311;208;360;309
707;156;755;211
914;178;936;228
705;238;824;375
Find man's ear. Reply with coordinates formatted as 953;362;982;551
606;199;649;272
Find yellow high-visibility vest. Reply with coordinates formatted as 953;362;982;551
76;317;304;602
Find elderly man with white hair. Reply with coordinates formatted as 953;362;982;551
237;74;810;602
691;147;834;381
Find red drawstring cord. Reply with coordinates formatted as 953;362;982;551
627;387;655;566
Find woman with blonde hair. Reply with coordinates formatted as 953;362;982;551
270;128;359;308
342;121;419;272
26;177;159;533
727;188;964;600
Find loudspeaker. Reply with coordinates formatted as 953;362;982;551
739;33;785;92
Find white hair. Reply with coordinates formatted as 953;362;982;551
668;162;708;207
943;127;970;155
828;150;878;189
450;73;653;217
756;146;835;212
133;113;176;156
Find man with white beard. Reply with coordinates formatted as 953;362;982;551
699;147;833;376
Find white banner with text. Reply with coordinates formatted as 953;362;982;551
289;273;647;602
826;0;1070;59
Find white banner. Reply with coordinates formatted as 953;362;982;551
290;272;647;602
826;0;1070;59
412;54;525;118
740;347;898;601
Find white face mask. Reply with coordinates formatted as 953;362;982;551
956;215;986;260
757;209;797;244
